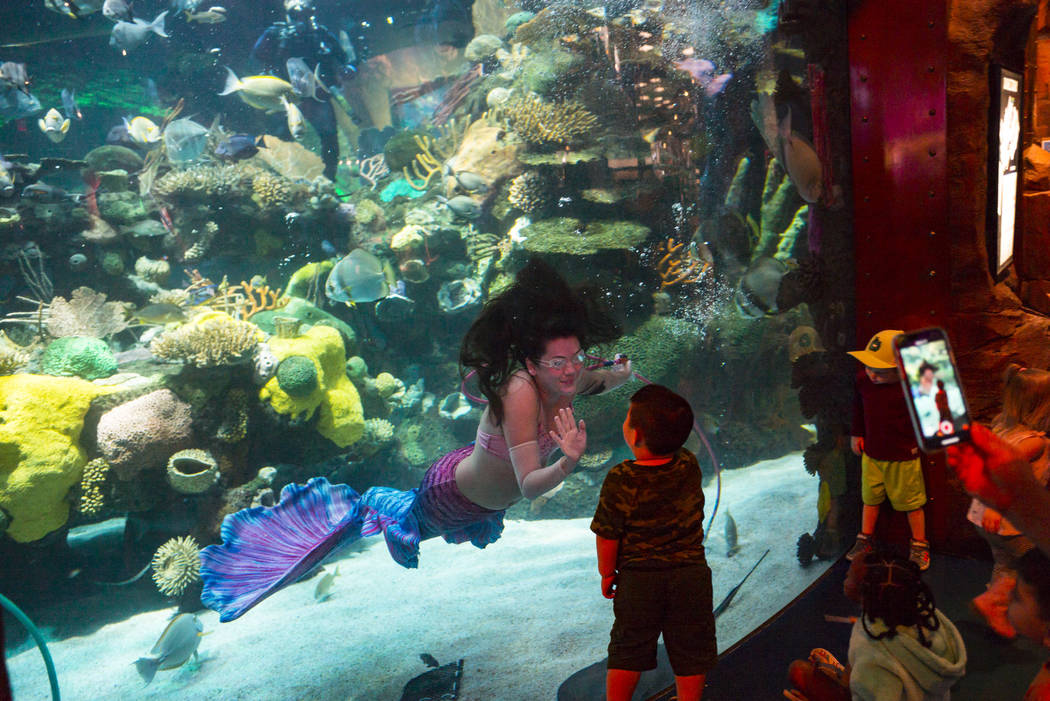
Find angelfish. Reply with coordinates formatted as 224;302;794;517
134;613;204;685
725;509;740;557
325;248;390;304
38;107;70;143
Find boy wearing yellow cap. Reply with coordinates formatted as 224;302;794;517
846;330;930;570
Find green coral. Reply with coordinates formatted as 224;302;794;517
380;177;429;203
521;218;649;255
259;325;364;448
0;374;108;542
382;130;428;171
97;192;148;224
277;355;319;398
253;297;356;353
40;336;118;381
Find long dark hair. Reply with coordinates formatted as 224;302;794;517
459;258;622;424
860;553;940;648
993;364;1050;434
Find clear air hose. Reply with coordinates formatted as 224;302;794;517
460;356;724;542
0;592;61;701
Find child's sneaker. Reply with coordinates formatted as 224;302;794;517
909;539;931;571
846;533;873;561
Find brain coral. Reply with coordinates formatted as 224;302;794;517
150;312;261;367
0;374;108;542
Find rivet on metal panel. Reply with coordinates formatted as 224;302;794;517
863;155;869;162
860;75;868;82
929;108;937;116
928;65;935;72
864;195;870;202
861;33;867;40
862;116;869;123
928;148;937;157
929;270;937;277
930;310;937;315
866;310;873;317
929;230;936;237
928;20;935;28
929;191;936;198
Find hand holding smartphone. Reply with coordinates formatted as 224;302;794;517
892;327;973;452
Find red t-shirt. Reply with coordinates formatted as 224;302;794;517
851;371;920;461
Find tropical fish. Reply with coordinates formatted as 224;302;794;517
44;0;104;18
735;256;791;319
110;11;168;53
323;247;390;302
219;67;296;113
674;58;732;98
22;182;83;203
286;58;328;102
134;613;204;685
281;95;305;141
163;117;209;164
214;133;259;160
777;106;823;203
445;167;489;194
0;87;41;120
60;88;82;120
102;0;133;21
185;6;226;23
38;107;70;143
325;248;390;304
123;115;162;144
725;509;740;557
0;62;30;96
313;565;339;602
131;303;188;325
436;194;481;220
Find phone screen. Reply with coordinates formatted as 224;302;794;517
893;328;972;451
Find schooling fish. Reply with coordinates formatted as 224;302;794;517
219;67;296;113
313;565;339;602
110;11;168;53
185;6;226;23
134;613;204;685
325;248;390;304
725;509;740;557
436;194;482;220
102;0;133;22
38;107;70;143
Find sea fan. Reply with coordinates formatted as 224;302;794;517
152;535;202;597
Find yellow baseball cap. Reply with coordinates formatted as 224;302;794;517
847;329;903;369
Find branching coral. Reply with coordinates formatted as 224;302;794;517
0;331;29;375
47;287;129;339
655;238;710;289
151;535;201;597
150;312;260;367
402;135;447;191
200;279;288;320
503;94;598;145
182;221;219;262
507;171;550;215
78;457;109;516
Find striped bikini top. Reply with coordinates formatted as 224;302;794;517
475;422;558;462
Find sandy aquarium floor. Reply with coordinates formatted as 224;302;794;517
6;452;831;700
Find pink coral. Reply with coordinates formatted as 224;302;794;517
95;389;194;480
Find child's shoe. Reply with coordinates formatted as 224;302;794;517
908;539;930;571
846;532;873;561
970;576;1017;638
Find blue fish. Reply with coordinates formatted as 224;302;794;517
215;133;259;160
61;88;82;120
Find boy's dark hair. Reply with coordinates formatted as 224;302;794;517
1018;549;1050;620
860;553;940;648
628;384;693;455
918;361;937;377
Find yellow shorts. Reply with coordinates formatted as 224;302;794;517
861;454;926;511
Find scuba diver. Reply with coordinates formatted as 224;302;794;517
250;0;357;180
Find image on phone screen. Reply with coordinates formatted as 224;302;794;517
896;333;970;448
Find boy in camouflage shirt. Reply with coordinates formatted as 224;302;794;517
591;384;717;701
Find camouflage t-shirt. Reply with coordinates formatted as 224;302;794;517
590;449;707;569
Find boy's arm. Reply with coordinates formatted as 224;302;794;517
596;535;619;599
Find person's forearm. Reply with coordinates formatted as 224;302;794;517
577;367;629;396
596;535;619;576
519;456;576;499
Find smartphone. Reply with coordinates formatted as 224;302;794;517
892;327;972;452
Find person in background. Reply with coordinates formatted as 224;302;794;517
968;365;1050;639
1006;549;1050;700
591;384;717;701
251;0;357;180
847;330;930;571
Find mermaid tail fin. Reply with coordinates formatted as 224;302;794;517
200;477;365;622
360;486;423;568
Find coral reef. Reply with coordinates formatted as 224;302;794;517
96;388;194;480
0;374;108;542
0;332;30;375
251;170;294;211
503;94;598;145
256;135;325;181
47;287;129;339
259;325;364;447
77;457;109;517
182;221;219;262
357;418;396;457
39;336;118;380
153;163;253;204
276;355;319;398
151;535;201;597
507;171;550;215
149;312;261;367
522;218;649;256
134;256;170;286
166;449;220;495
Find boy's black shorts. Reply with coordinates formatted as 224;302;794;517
608;562;718;676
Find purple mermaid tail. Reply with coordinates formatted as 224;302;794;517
200;477;420;622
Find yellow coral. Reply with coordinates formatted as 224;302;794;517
150;311;261;367
151;535;201;597
0;374;108;542
78;457;109;516
252;171;293;210
503;94;598;145
259;325;364;447
374;372;404;399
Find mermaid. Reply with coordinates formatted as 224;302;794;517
200;258;633;621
